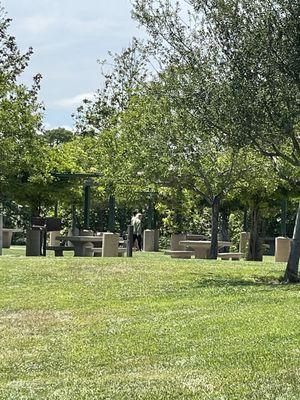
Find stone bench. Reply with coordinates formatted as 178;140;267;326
164;250;195;259
218;252;244;261
46;246;74;257
93;248;127;257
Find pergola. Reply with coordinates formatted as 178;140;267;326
52;172;102;230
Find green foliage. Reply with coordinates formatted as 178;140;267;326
0;8;45;211
43;127;75;147
76;39;149;135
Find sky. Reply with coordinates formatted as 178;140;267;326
2;0;142;130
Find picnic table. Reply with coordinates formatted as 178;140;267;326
56;236;124;257
179;240;232;259
56;236;103;256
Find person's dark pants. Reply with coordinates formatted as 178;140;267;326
133;234;142;251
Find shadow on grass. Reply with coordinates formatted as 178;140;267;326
190;274;300;290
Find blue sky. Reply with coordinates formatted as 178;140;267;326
2;0;142;130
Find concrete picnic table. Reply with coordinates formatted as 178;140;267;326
56;236;103;257
3;228;23;248
179;240;232;259
56;235;125;257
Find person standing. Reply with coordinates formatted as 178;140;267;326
132;213;143;251
131;210;138;225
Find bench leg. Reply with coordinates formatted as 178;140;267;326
195;248;209;259
73;243;84;257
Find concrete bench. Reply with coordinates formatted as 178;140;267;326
93;248;127;257
218;252;244;261
46;246;74;257
165;250;195;259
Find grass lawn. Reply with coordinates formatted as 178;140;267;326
0;247;299;399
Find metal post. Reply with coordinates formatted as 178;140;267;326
42;228;47;256
127;225;133;257
243;208;248;232
0;214;3;256
108;195;116;232
54;202;58;218
72;205;76;233
148;199;155;230
281;196;287;237
84;184;91;230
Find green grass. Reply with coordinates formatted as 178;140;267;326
0;247;299;399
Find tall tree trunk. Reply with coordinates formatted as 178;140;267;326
246;203;263;261
284;201;300;283
209;196;220;259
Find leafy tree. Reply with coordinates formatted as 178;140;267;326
191;0;300;280
132;0;299;279
118;90;248;258
0;6;44;207
76;39;149;136
43;127;75;147
234;154;280;260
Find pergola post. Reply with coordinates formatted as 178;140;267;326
71;205;76;232
127;225;133;257
108;195;116;232
84;184;91;230
148;198;155;230
281;196;288;237
54;202;58;218
243;208;248;232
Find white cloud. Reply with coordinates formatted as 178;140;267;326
2;0;141;127
19;15;56;35
54;93;94;108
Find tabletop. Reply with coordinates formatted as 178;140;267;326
56;236;103;242
3;228;23;233
56;236;124;243
180;240;232;247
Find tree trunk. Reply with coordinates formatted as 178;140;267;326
246;204;263;261
209;196;220;259
284;201;300;283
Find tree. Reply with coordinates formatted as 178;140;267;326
118;89;248;258
0;6;44;205
132;0;300;280
76;39;149;136
43;127;74;147
192;0;300;280
233;154;280;261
